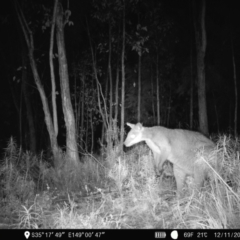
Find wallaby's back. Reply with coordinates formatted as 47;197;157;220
149;126;215;173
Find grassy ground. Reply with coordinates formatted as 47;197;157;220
0;135;239;229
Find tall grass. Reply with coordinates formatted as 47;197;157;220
0;135;239;229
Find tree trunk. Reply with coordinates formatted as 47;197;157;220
101;76;109;144
231;38;238;136
86;99;89;152
190;36;193;130
79;75;85;151
167;86;171;126
90;109;94;153
189;2;193;130
212;91;219;132
120;0;126;152
15;1;59;166
86;19;108;135
194;0;209;135
21;43;37;153
151;65;156;124
108;21;113;144
49;0;59;137
56;3;79;164
115;62;120;121
114;24;121;123
8;64;23;147
156;53;160;125
30;50;59;165
137;52;141;122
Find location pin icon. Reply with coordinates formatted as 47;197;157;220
24;231;30;239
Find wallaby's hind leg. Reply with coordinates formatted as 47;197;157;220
173;165;187;193
152;152;161;176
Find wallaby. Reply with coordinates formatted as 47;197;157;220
124;122;216;193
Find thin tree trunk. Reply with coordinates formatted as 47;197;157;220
19;81;23;149
108;21;113;143
91;109;94;153
212;91;219;132
86;101;89;152
151;65;156;124
8;66;21;142
231;37;238;136
156;53;160;125
101;76;109;144
229;102;232;131
190;34;193;130
115;62;120;121
28;41;59;163
49;0;59;137
56;3;79;164
190;66;193;129
114;24;121;123
91;78;94;153
86;18;108;130
79;76;85;151
194;0;209;135
74;73;77;127
120;0;126;152
21;44;36;153
15;2;59;166
167;86;171;126
189;1;193;130
137;52;141;122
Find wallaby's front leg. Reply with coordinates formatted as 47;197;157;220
173;165;187;193
152;151;168;177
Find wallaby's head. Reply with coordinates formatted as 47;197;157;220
124;122;144;147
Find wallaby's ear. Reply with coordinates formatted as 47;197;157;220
126;122;135;129
126;122;143;130
136;123;143;128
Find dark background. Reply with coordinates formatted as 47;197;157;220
0;0;239;153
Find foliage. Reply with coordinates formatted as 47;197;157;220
0;134;240;229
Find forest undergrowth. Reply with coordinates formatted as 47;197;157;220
0;135;239;229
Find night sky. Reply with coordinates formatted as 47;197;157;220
0;0;239;153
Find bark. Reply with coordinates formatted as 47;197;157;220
86;19;108;131
114;24;121;122
56;3;79;164
74;73;78;129
212;91;219;132
108;21;113;135
190;65;193;129
231;38;238;136
194;0;209;135
156;53;160;125
190;35;193;129
8;68;23;146
90;109;94;153
15;1;59;165
21;44;37;153
115;62;120;121
189;2;193;129
49;0;59;137
101;76;108;144
79;75;85;151
150;65;156;124
137;52;141;122
85;94;89;152
120;1;126;151
167;86;171;126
